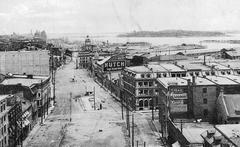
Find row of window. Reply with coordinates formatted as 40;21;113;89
138;89;157;96
137;81;154;87
0;103;6;113
0;136;7;147
0;115;6;125
0;125;7;136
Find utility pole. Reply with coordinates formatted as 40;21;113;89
132;113;134;147
119;73;124;120
121;97;124;120
70;92;72;122
93;87;96;110
53;70;56;104
41;80;43;125
109;71;112;94
126;99;130;137
152;97;154;120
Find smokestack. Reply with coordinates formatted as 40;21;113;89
203;56;206;65
192;76;196;85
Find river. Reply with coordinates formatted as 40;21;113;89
48;33;240;50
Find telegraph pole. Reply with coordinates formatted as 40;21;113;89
152;97;154;120
41;80;43;125
70;92;72;122
132;113;134;147
93;87;96;110
126;99;130;137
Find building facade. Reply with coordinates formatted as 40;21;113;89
122;64;187;111
0;95;10;147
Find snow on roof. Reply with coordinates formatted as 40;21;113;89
222;94;240;118
215;124;240;146
182;76;216;86
205;76;239;85
96;56;111;65
160;63;185;72
157;77;188;88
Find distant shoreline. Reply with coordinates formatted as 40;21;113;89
118;30;226;38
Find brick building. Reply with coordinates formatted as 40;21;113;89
122;63;187;111
0;95;11;147
0;75;51;126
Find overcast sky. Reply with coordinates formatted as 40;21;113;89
0;0;240;34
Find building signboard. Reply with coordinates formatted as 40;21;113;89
171;99;188;112
103;60;125;71
170;90;188;112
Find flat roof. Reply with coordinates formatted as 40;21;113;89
182;77;216;86
177;61;211;71
125;66;150;73
147;64;168;72
206;62;231;70
160;63;185;72
205;76;239;85
215;124;240;146
1;78;43;87
218;60;240;69
157;77;188;88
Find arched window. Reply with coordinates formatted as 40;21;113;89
144;100;149;107
139;100;143;107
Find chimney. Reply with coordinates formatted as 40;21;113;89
27;75;33;79
213;135;222;145
203;56;206;65
187;79;191;86
207;129;216;138
192;76;196;85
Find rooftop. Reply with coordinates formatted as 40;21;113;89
205;76;239;85
157;77;188;88
177;61;211;71
1;78;45;87
160;63;185;72
218;60;240;69
174;121;214;144
206;62;231;70
147;64;168;72
125;66;150;73
219;75;240;83
222;94;240;118
182;76;216;86
215;124;240;146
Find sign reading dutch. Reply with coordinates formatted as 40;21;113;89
103;61;125;71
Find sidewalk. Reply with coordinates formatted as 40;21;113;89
23;103;55;146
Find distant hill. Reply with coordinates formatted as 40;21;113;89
118;30;226;37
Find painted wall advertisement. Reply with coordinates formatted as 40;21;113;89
103;60;125;71
170;88;188;112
